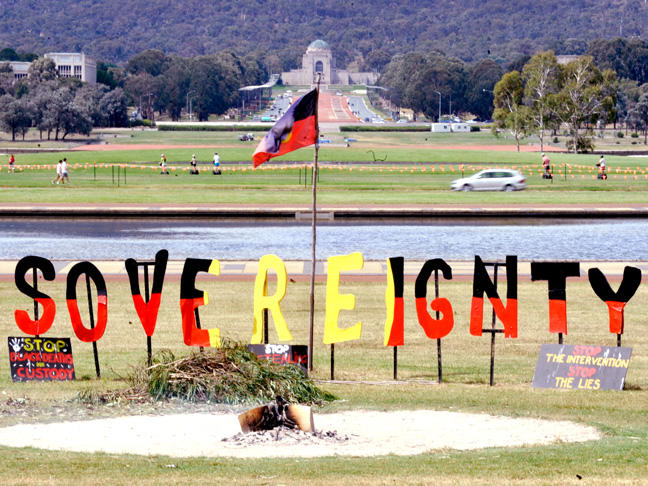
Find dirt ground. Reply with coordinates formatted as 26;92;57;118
0;409;599;458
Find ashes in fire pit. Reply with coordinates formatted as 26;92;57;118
238;396;315;433
223;426;353;446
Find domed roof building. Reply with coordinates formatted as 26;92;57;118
281;40;377;86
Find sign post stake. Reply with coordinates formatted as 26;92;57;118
194;307;204;353
435;268;443;383
263;279;269;345
330;343;335;380
133;260;157;366
489;265;498;386
479;261;506;387
307;74;322;372
142;263;152;366
85;273;101;378
32;268;39;338
393;347;398;380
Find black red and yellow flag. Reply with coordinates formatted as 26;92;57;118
252;89;318;167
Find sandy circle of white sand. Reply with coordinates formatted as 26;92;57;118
0;410;600;458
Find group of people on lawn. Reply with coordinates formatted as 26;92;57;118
541;153;607;180
160;153;221;175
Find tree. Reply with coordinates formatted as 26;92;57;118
522;51;560;152
38;86;91;140
0;48;19;61
97;61;125;89
158;56;190;121
188;53;250;121
466;59;503;120
27;58;58;85
365;49;391;72
627;92;648;143
0;62;15;96
380;50;468;121
125;49;169;76
99;88;128;127
0;95;33;141
492;71;531;152
552;57;617;153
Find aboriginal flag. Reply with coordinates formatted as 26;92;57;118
252;89;318;167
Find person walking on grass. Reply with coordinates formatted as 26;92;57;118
213;152;221;175
61;158;70;184
51;160;62;184
8;154;15;174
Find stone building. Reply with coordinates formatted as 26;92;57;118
8;52;96;83
281;40;377;86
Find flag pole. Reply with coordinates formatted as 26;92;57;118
308;74;321;372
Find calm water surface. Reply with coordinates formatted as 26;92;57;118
1;218;646;261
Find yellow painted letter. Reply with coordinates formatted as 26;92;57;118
324;252;364;344
252;254;291;343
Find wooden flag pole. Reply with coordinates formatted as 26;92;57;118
308;74;322;373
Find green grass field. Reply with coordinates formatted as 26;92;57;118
0;127;647;485
1;128;648;205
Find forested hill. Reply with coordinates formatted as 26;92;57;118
1;0;648;68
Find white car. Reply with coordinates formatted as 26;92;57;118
451;169;527;192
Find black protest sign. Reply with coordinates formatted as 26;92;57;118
532;343;631;391
248;344;308;373
8;336;75;382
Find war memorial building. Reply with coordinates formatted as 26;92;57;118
281;40;377;86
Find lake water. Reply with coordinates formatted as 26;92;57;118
1;218;646;261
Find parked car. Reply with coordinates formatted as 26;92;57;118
451;169;526;192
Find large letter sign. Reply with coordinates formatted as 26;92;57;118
323;252;364;344
588;266;641;335
470;255;518;338
251;254;291;343
125;249;168;337
415;259;454;339
531;262;580;334
14;256;56;336
179;258;222;347
66;262;108;343
384;257;405;346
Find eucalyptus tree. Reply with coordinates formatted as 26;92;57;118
492;71;531;152
0;94;33;140
522;51;560;152
552;57;617;153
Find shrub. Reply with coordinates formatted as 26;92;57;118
565;135;594;153
617;131;624;138
631;132;639;138
470;125;481;132
158;124;269;132
79;342;336;405
552;137;559;143
340;125;430;132
129;119;152;128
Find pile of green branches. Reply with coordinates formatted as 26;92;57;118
81;343;335;406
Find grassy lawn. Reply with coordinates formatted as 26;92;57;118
1;155;648;204
0;128;647;207
0;276;646;484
